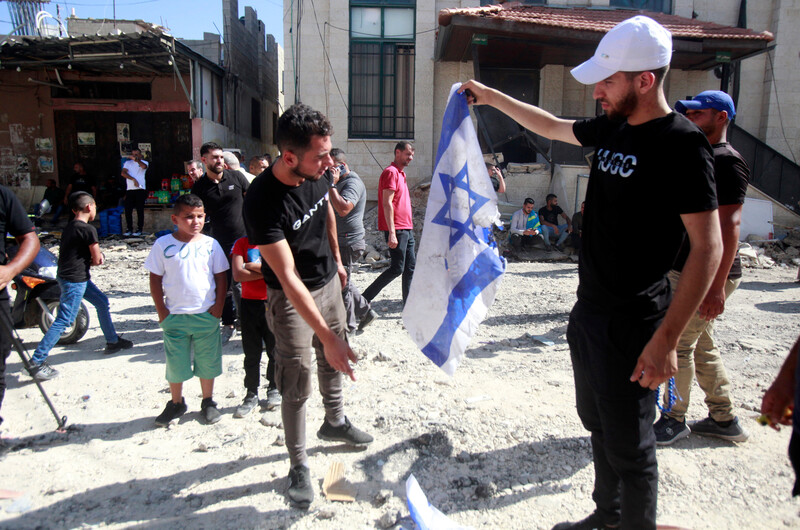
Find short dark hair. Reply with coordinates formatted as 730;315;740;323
185;159;202;168
249;155;268;165
69;191;94;212
624;65;669;86
523;197;535;205
200;142;223;156
276;103;332;154
173;193;204;212
395;141;413;154
546;193;557;202
131;148;141;154
330;148;346;163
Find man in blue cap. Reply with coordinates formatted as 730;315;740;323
654;90;751;445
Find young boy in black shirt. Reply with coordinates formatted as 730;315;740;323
30;192;132;381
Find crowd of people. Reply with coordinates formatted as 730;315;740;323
1;14;799;526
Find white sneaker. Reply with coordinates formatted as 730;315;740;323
132;231;142;236
123;231;132;236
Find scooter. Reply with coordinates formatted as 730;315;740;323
7;241;90;345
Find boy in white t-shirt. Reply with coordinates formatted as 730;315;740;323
144;194;229;426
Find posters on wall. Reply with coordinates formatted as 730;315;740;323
35;138;53;150
117;123;130;142
138;143;152;161
77;132;96;146
12;172;31;188
9;124;23;145
119;142;133;157
37;156;54;173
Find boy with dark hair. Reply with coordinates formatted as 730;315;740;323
145;194;229;426
30;192;133;381
231;236;280;418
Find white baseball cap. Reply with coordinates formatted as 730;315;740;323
571;16;673;85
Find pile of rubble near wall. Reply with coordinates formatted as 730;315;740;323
740;227;800;273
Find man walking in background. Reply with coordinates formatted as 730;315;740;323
654;90;750;445
363;142;416;306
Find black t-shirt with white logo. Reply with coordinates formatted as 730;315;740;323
672;142;749;279
572;113;717;317
58;219;98;282
191;169;249;252
243;167;335;290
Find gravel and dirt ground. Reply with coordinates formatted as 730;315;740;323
1;236;799;529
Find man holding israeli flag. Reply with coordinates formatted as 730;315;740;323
402;83;506;377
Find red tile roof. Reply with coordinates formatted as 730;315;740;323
438;5;774;42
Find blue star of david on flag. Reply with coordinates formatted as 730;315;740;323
403;83;506;376
431;161;490;248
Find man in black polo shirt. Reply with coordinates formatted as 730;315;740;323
244;104;372;509
461;15;722;529
0;185;40;427
192;142;250;340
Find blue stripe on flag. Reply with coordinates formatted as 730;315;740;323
434;91;469;168
421;246;505;367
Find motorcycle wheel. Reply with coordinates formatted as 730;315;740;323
38;300;91;345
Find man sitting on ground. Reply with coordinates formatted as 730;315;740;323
509;198;541;250
539;193;572;251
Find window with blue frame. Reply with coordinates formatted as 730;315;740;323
609;0;672;13
349;0;415;139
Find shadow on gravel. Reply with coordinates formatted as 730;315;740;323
505;268;577;280
356;430;591;513
483;312;570;327
117;305;160;315
2;458;294;528
739;280;799;292
755;300;800;313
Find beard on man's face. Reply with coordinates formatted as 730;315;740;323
604;89;638;123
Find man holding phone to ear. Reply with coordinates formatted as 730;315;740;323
328;148;377;333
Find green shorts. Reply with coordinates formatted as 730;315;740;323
159;312;222;383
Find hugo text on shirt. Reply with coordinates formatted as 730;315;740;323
595;149;637;178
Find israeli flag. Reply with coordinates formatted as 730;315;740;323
402;83;506;376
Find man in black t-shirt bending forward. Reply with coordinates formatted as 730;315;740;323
243;104;373;509
461;16;723;529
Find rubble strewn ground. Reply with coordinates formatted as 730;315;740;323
1;224;799;529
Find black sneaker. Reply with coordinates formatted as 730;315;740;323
653;414;689;446
30;362;59;381
201;397;221;424
317;416;373;446
551;511;619;529
689;416;749;442
234;391;258;418
357;309;378;332
155;398;187;427
105;336;133;354
287;464;313;508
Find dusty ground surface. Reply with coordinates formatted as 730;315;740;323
1;236;799;529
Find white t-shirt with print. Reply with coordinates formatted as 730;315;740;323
123;159;148;190
144;233;229;314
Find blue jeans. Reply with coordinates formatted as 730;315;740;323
363;229;416;304
32;279;119;365
541;223;569;247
